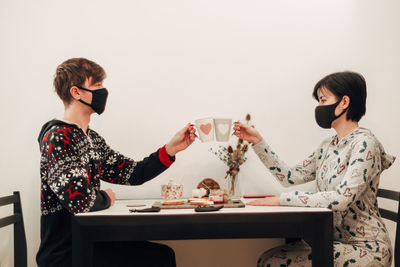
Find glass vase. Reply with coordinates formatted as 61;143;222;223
227;173;242;200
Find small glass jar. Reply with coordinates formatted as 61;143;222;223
209;189;229;203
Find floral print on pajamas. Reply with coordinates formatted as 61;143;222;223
252;128;396;267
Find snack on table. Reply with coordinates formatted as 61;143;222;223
188;198;214;206
191;188;207;198
209;189;229;203
160;199;185;205
197;178;220;197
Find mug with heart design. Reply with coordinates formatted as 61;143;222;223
195;117;215;142
213;118;232;142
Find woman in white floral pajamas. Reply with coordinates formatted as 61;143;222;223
234;71;396;267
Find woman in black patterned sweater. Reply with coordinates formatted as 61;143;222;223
36;58;196;267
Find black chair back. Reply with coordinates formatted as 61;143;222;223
377;188;400;267
0;191;27;267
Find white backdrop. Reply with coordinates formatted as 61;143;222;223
1;0;399;266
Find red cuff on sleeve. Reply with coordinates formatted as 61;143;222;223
159;145;175;167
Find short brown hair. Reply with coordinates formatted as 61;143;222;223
54;58;106;104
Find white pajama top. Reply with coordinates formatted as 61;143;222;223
252;127;396;263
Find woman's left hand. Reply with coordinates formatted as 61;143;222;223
165;123;197;156
246;196;281;206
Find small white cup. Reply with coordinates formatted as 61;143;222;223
214;118;232;142
192;188;207;198
195;117;215;142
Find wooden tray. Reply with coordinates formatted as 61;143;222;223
152;199;245;209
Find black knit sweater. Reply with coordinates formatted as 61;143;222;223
36;120;174;267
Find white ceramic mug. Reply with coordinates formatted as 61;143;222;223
195;117;215;142
213;118;232;142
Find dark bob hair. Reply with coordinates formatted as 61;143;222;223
313;71;367;122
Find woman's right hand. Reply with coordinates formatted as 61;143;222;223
233;121;263;145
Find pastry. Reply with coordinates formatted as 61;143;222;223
188;198;214;206
197;178;220;197
161;199;185;205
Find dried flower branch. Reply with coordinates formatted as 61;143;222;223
209;114;253;181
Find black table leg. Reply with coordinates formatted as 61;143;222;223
311;213;333;267
72;218;93;267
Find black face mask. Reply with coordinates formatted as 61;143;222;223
76;86;108;115
315;99;347;129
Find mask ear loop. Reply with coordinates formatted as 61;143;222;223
74;85;93;107
78;99;92;107
334;108;348;120
75;85;92;92
333;97;349;120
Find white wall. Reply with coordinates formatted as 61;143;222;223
1;0;399;266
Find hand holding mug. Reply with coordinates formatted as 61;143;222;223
233;121;263;145
166;123;197;156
